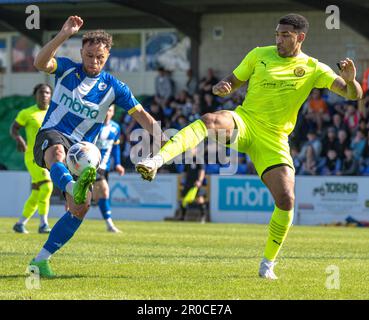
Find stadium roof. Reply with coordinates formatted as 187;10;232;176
0;0;368;45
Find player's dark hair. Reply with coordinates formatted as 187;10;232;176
279;13;309;33
33;83;52;96
82;30;113;50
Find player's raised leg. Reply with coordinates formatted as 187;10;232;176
259;165;295;280
136;111;235;181
45;143;95;205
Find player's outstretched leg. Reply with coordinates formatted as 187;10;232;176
136;119;208;181
73;166;96;204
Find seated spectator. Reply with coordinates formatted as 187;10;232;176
186;68;198;96
155;67;174;107
201;93;218;115
331;113;348;135
304;88;330;134
344;103;361;136
299;144;320;175
290;145;302;174
321;149;342;175
321;126;339;158
199;68;218;97
298;129;322;162
350;130;366;160
149;101;166;123
336;129;350;160
337;148;359;176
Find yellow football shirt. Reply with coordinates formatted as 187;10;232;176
15;104;47;162
233;45;338;135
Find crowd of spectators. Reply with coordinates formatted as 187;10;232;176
118;66;369;177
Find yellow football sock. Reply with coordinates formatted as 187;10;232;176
159;119;208;164
263;206;294;261
21;189;39;219
38;181;53;216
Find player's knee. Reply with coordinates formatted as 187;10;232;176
45;145;66;168
276;192;295;211
201;113;217;129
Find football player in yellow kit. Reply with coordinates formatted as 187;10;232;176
136;13;363;279
11;84;53;234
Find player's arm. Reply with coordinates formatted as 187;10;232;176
9;121;27;152
130;104;167;146
111;137;125;176
330;58;363;100
212;74;246;97
195;168;206;188
34;16;83;73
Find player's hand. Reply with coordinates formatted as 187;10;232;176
61;16;84;37
195;180;202;188
16;136;27;152
212;81;232;97
115;164;125;176
338;58;356;82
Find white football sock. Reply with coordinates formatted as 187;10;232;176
34;248;52;262
39;214;48;226
65;181;75;196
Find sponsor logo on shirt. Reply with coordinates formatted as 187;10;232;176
60;94;99;119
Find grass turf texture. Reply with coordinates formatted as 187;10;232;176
0;217;368;300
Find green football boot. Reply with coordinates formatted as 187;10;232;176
28;258;56;278
73;166;96;205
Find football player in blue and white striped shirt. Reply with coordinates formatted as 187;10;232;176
29;16;164;277
93;104;124;233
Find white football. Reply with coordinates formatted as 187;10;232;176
66;141;101;176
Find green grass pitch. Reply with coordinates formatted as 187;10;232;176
0;217;368;300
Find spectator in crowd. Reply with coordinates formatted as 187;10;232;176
337;148;359;176
350;130;366;160
336;129;350;160
320;126;339;158
304;88;330;134
201;93;218;115
199;68;218;97
186;68;198;96
321;149;341;175
299;144;319;175
344;103;361;135
155;66;174;106
298;130;322;162
291;145;302;174
331;113;348;134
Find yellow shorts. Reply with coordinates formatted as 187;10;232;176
25;156;50;183
227;106;294;177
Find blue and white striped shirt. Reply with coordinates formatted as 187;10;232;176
96;120;121;171
41;57;139;143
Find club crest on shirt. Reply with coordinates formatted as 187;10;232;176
98;82;107;91
41;139;49;151
294;67;305;77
